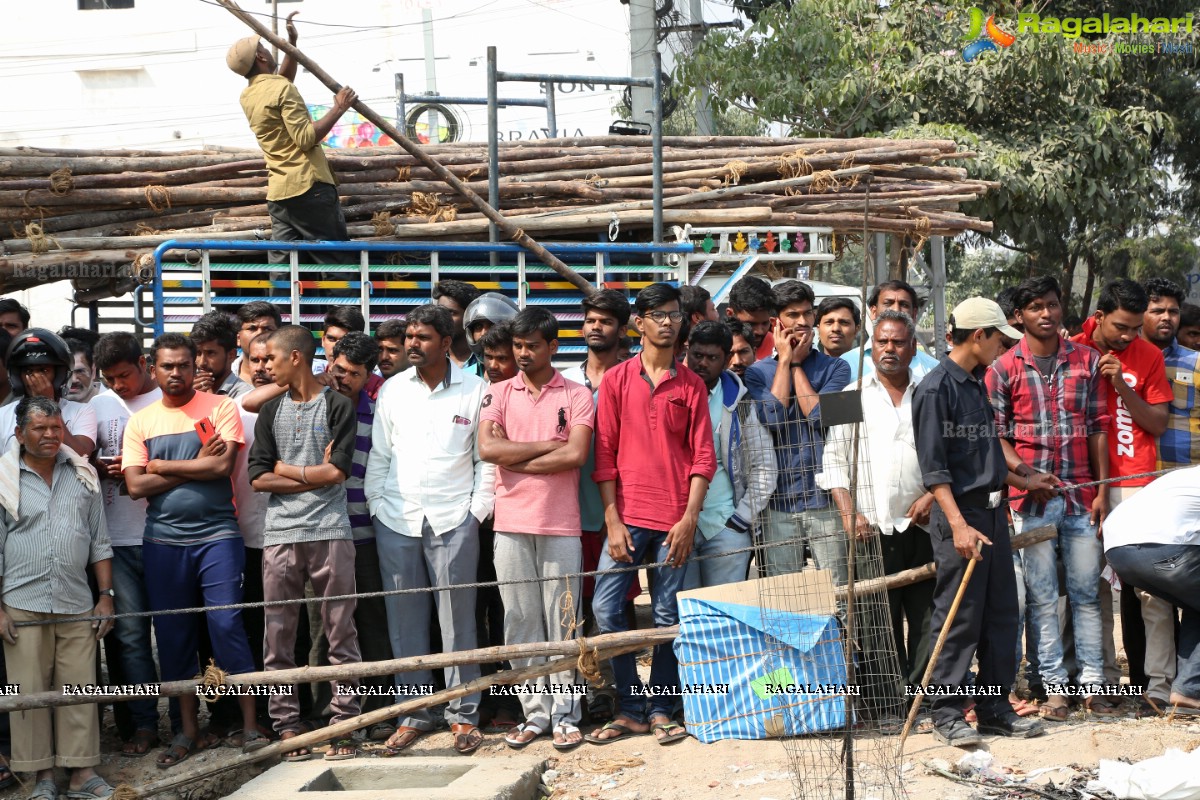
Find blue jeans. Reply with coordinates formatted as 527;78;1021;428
1106;544;1200;699
111;545;162;732
592;525;689;722
683;527;752;591
1013;497;1104;687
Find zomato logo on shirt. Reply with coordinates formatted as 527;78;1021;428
1114;372;1137;458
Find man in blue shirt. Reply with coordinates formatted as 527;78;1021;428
842;280;940;382
744;280;851;578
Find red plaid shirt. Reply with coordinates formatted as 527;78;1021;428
985;337;1110;516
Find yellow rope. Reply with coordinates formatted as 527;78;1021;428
24;222;60;255
371;211;394;236
144;184;172;212
722;160;752;187
48;167;74;196
197;659;228;705
395;166;412;181
134;222;158;236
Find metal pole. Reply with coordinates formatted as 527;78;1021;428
688;0;713;135
629;0;656;121
545;81;557;138
395;73;404;131
271;0;279;62
931;235;948;358
487;46;500;266
422;8;439;142
651;51;664;265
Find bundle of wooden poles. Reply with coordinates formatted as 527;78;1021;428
0;135;994;292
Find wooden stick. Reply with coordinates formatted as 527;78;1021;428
898;540;985;749
0;627;675;714
215;0;596;296
113;641;647;800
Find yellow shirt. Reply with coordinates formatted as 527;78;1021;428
239;74;336;201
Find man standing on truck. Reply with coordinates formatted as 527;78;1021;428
227;14;357;265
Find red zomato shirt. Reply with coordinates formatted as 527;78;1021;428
1071;318;1172;487
592;356;717;531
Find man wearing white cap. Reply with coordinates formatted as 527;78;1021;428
226;15;358;265
911;298;1054;747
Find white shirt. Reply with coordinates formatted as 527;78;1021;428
817;370;925;533
1103;465;1200;551
232;396;268;549
90;387;161;547
0;397;98;456
365;359;495;536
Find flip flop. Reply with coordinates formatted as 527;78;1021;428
1040;697;1069;721
583;721;648;745
29;779;58;800
552;723;584;752
1085;696;1124;716
504;721;545;750
651;719;688;745
280;731;313;762
0;766;15;791
241;730;271;754
324;738;357;761
367;723;396;742
65;776;115;800
156;732;200;770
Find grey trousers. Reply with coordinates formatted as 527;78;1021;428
375;514;481;729
763;507;847;580
494;531;584;729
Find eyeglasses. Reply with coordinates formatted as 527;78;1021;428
643;310;684;324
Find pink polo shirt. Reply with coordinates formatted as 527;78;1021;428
480;370;595;536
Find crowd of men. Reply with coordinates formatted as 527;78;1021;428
1;267;1199;795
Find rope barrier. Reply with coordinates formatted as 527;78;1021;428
1006;465;1186;501
11;530;804;628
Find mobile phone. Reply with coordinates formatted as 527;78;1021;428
97;455;119;465
194;419;216;445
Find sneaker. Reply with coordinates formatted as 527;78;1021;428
932;718;982;747
977;712;1045;738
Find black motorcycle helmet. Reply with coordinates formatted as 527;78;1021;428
6;328;70;398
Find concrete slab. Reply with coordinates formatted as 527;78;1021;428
224;756;544;800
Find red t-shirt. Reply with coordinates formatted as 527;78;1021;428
1071;319;1172;487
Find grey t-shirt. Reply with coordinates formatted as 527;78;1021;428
256;389;354;547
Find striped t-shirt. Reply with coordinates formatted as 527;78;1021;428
346;389;376;543
122;391;244;546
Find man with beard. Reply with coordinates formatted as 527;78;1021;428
374;319;410;379
123;334;262;766
479;309;593;750
986;276;1111;721
433;280;483;373
726;321;756;377
231;302;281;386
366;305;494;756
480;322;519;385
1071;279;1172;708
191;311;251;399
63;335;103;404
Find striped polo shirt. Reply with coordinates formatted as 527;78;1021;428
0;451;114;614
347;388;376;543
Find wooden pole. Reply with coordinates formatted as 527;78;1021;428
214;0;598;296
112;642;647;800
898;540;985;749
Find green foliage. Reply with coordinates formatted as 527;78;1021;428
682;0;1200;306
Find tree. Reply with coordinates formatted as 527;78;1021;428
676;0;1198;313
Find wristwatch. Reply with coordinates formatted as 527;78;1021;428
98;588;116;598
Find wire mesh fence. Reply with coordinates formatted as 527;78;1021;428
745;390;907;800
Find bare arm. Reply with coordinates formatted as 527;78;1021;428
664;475;709;567
505;425;590;474
63;431;96;460
252;472;316;494
123;465;186;500
278;11;299;82
791;364;820;417
478;421;563;466
930;483;989;561
1113;380;1168;437
149;438;239;480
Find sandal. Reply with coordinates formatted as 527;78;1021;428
504;721;545;750
450;723;484;755
0;766;15;791
324;738;357;761
29;778;58;800
583;719;649;745
121;728;159;758
553;723;584;751
1040;696;1070;722
156;732;201;769
650;716;688;745
384;726;426;752
241;730;271;754
367;723;396;742
65;776;114;800
1085;695;1123;717
280;730;313;762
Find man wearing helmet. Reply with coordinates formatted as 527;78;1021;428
0;328;97;457
464;292;520;368
226;15;357;266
